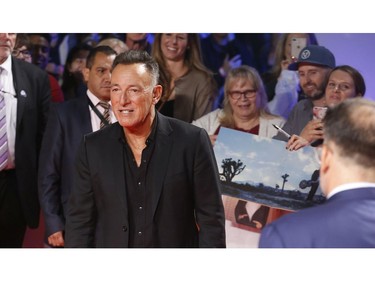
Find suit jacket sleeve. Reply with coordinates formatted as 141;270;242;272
259;224;286;248
65;137;96;247
38;103;65;237
193;128;226;247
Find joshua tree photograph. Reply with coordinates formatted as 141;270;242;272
214;128;325;212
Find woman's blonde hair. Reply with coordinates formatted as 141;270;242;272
220;65;273;128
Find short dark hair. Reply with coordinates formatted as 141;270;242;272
86;45;117;69
28;33;51;43
112;50;159;86
323;98;375;167
329;65;366;96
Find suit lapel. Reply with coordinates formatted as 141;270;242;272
150;113;173;217
107;124;129;218
12;59;27;127
77;94;93;133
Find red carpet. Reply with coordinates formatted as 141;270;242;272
22;212;45;248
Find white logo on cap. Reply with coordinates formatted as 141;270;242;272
301;50;311;60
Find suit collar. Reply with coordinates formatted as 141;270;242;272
328;187;375;202
150;113;173;216
106;114;174;218
11;58;28;126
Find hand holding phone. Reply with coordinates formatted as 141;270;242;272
313;106;328;120
291;38;307;61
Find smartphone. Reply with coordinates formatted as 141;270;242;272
291;38;307;60
313;106;328;120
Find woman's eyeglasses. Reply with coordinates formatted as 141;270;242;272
228;89;257;100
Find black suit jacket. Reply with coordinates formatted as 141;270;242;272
11;58;51;228
38;95;92;237
65;112;226;247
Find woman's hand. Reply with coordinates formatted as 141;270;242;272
286;134;309;151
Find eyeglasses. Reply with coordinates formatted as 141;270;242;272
326;82;352;92
228;89;257;100
12;49;31;58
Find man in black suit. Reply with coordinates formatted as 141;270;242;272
0;33;50;247
65;50;226;248
38;46;117;247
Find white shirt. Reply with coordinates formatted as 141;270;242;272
86;90;116;132
327;182;375;199
0;55;17;169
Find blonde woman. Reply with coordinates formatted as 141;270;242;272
193;65;286;247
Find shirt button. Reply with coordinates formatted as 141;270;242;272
122;226;128;232
138;231;142;236
138;181;141;186
139;206;143;210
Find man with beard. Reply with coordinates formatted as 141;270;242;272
274;45;335;144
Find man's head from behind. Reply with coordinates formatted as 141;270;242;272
289;45;336;100
320;98;375;194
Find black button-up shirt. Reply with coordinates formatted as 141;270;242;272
123;116;157;247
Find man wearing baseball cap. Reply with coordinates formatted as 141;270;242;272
274;45;336;143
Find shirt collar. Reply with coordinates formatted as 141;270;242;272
0;55;12;74
327;182;375;199
86;89;111;107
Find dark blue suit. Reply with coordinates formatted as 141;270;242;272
38;95;92;239
259;187;375;248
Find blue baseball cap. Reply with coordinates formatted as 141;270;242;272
288;45;336;70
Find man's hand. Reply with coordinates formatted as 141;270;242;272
300;119;324;143
209;134;218;146
48;231;64;247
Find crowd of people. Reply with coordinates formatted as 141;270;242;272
0;32;374;248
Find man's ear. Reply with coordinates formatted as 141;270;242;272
152;85;163;104
320;143;333;176
83;68;89;83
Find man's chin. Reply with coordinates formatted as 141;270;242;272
309;91;325;100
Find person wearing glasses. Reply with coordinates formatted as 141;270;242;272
65;50;226;248
11;33;32;63
192;65;285;247
286;65;366;151
273;45;336;143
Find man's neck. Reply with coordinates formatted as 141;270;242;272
311;96;326;107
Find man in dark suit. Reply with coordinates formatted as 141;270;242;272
38;46;117;247
65;50;226;248
0;33;50;247
259;98;375;248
